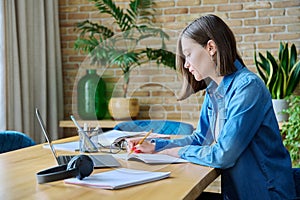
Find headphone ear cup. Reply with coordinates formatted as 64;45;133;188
67;155;94;180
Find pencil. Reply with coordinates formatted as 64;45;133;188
129;129;153;155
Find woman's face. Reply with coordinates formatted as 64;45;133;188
181;36;215;81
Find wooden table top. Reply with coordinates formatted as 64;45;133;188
0;137;220;200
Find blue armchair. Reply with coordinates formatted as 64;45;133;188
113;120;194;135
0;131;36;153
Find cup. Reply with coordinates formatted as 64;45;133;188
78;130;98;153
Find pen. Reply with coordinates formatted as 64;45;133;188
129;129;153;155
70;115;84;132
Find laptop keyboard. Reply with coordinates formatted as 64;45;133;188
57;155;74;165
57;154;121;168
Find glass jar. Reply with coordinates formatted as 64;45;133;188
77;69;107;120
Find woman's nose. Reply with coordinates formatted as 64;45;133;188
184;60;190;68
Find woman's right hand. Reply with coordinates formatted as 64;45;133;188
125;137;155;154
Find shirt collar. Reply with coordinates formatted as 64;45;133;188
207;59;244;97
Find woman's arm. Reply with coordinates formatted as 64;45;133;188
125;94;212;154
178;77;271;169
153;94;212;151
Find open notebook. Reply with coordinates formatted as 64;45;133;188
64;168;170;189
114;153;189;164
96;130;170;147
35;108;121;168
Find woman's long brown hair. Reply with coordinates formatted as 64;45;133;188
177;14;245;100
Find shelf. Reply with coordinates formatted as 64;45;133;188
59;120;282;130
59;119;199;129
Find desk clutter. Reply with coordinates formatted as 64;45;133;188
40;128;181;188
37;111;182;189
2;135;218;198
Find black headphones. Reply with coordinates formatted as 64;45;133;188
36;155;94;184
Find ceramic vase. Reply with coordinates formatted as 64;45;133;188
108;97;139;120
77;69;107;120
272;99;288;122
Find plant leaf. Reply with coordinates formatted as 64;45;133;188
286;60;300;96
266;51;278;90
254;53;268;84
255;42;299;99
272;66;284;99
280;42;289;76
290;43;297;69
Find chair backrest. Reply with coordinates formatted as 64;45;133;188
113;120;194;135
0;131;36;153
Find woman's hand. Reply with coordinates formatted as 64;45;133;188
125;137;155;154
158;147;181;158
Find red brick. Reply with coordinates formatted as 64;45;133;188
272;0;300;8
177;0;201;6
273;16;300;25
257;26;285;33
217;4;242;12
154;1;175;8
203;0;228;4
244;34;271;42
244;18;270;26
230;0;255;2
59;6;78;13
287;24;300;32
258;10;284;17
243;2;271;10
190;6;215;14
287;7;300;16
164;8;188;15
68;13;89;20
230;11;256;19
232;27;255;35
273;33;300;41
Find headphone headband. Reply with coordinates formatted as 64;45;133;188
36;165;77;184
36;155;94;184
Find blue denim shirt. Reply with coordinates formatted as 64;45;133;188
154;60;296;199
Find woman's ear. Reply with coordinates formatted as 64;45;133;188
206;40;217;56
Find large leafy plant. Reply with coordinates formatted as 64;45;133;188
281;95;300;167
254;42;300;99
74;0;176;98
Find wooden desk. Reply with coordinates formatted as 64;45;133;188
0;137;219;200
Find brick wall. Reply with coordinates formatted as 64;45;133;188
59;0;300;136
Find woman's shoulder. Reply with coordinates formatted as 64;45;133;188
228;67;271;100
234;67;266;88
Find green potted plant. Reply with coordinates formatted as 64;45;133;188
281;95;300;167
74;0;176;120
254;42;300;121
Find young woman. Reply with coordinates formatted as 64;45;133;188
126;14;296;199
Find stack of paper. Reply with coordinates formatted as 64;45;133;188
43;141;79;152
96;130;145;147
64;168;170;189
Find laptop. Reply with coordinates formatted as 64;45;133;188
35;108;121;168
